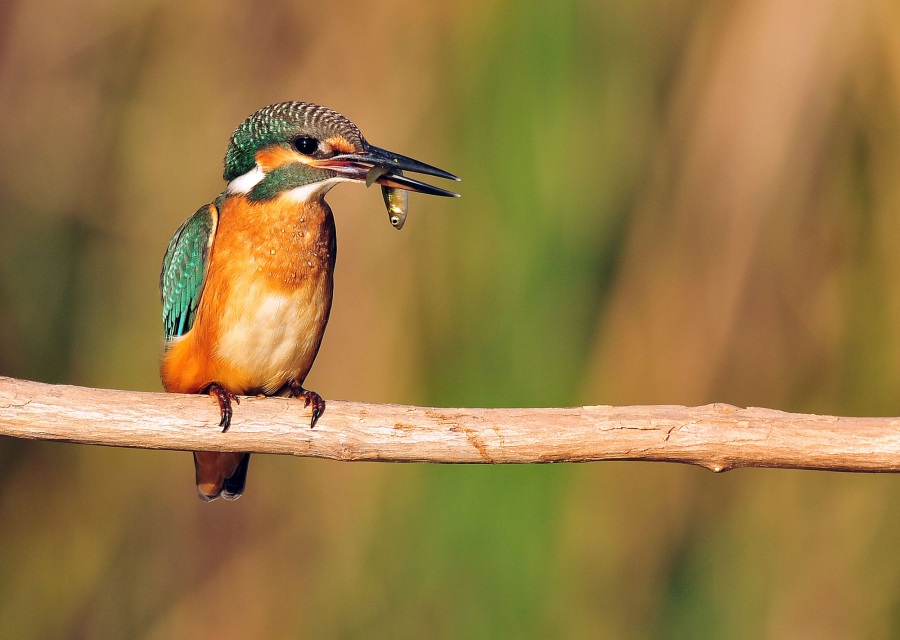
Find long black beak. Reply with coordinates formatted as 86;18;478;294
313;144;460;197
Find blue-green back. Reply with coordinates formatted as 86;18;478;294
160;204;218;340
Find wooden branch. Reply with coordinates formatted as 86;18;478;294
1;375;899;472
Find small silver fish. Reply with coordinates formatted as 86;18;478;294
366;165;409;230
365;165;390;187
382;182;409;230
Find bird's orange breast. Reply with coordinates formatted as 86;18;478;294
160;194;336;395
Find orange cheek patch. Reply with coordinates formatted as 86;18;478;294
255;145;303;171
325;135;356;154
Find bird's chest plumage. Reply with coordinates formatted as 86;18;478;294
203;196;336;394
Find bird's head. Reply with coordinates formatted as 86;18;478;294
223;101;459;202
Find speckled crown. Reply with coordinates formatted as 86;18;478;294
223;102;365;181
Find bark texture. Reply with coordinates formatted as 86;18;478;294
1;376;899;472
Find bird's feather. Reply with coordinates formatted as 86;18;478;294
160;204;218;340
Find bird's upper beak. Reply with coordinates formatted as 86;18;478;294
311;144;460;197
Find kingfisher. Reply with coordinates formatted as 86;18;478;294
159;101;458;501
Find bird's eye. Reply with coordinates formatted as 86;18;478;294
292;136;319;155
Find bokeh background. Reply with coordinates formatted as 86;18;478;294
2;0;900;637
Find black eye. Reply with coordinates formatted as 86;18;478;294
292;136;319;155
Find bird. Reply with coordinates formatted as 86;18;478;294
159;101;458;501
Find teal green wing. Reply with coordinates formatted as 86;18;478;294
160;204;219;341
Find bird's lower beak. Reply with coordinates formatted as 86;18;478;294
311;145;460;197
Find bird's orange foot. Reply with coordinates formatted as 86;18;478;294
207;383;240;432
287;381;325;429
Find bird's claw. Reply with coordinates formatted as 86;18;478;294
208;383;240;432
288;381;326;429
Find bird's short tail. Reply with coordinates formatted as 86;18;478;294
193;452;251;501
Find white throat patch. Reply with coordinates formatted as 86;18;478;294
282;177;351;202
225;165;266;194
225;166;351;202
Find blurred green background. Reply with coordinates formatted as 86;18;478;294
2;0;900;637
